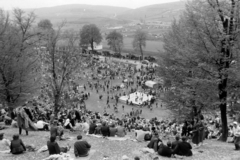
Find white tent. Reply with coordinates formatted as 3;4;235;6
145;81;158;88
119;92;153;105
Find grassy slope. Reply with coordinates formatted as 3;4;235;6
102;37;164;57
1;128;240;160
117;1;186;22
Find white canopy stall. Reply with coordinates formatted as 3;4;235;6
145;81;158;88
119;92;153;105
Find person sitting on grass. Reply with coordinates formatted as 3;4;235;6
116;122;126;137
171;135;180;150
35;118;49;131
147;133;162;152
135;126;151;142
158;141;173;158
74;135;91;157
101;121;110;137
64;119;74;131
89;120;97;134
81;120;90;134
109;123;117;137
50;120;63;140
47;136;70;155
0;133;11;153
10;134;26;154
172;136;192;157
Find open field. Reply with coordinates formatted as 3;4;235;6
76;64;171;120
102;37;164;56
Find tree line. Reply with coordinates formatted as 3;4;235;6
158;0;240;142
0;8;148;116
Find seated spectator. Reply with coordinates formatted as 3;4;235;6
50;121;63;140
0;133;11;153
134;156;140;160
47;136;60;155
89;120;97;134
95;122;102;135
101;121;110;137
158;142;173;157
74;120;82;131
135;126;151;142
64;119;74;131
10;134;26;154
116;122;126;137
81;120;90;133
35;118;49;131
74;135;91;157
109;123;117;137
171;135;180;150
47;136;70;155
173;136;192;156
147;133;162;152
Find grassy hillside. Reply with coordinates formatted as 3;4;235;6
23;1;185;25
117;1;186;22
26;4;131;25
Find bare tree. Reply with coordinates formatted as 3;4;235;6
132;29;147;60
0;9;41;107
41;22;83;116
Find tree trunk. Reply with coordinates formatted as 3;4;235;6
139;44;143;60
216;1;235;141
220;102;228;141
91;38;94;51
54;93;61;117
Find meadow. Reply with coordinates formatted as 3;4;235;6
102;37;164;56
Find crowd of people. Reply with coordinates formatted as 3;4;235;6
0;56;239;159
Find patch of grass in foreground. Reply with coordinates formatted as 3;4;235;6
1;128;240;160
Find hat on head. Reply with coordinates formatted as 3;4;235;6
233;121;238;125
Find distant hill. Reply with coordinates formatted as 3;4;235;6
19;2;186;29
117;1;186;22
25;4;131;25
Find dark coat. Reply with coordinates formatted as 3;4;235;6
192;123;200;145
10;139;26;154
74;140;91;157
89;123;97;134
158;143;172;157
101;126;110;137
147;138;161;152
47;141;60;155
173;141;192;156
50;126;58;138
171;140;180;150
109;127;117;137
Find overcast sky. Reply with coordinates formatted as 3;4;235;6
0;0;180;10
